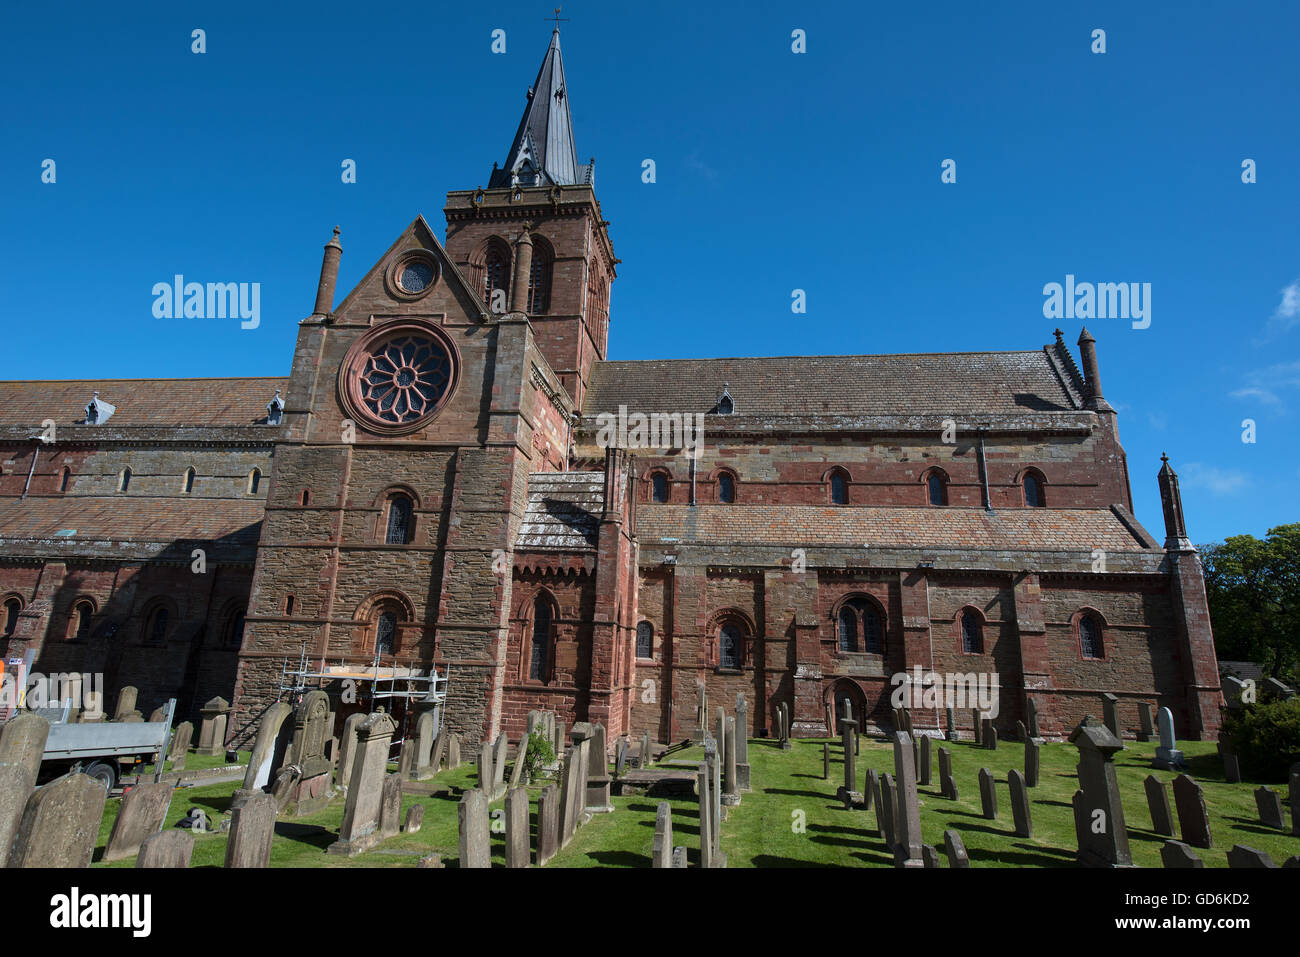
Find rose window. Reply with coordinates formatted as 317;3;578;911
356;334;452;425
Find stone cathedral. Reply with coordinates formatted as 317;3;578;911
0;31;1222;750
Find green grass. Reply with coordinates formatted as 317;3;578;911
90;738;1299;867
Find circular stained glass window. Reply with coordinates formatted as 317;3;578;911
355;333;453;426
398;260;434;294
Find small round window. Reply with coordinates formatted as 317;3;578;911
392;253;438;297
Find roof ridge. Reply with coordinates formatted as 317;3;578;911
596;350;1050;365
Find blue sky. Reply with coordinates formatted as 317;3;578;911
2;1;1296;544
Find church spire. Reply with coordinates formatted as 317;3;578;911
488;29;591;188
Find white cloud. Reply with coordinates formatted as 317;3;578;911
1262;278;1300;338
1229;359;1300;409
1178;462;1250;496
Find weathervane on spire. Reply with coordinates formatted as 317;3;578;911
546;7;569;30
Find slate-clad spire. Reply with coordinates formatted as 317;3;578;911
488;30;591;188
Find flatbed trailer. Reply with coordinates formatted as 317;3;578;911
32;698;176;790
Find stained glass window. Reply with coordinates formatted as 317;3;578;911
636;621;653;659
652;473;668;503
529;597;552;680
961;611;983;654
1080;614;1104;659
831;471;848;505
719;624;743;669
398;260;434;293
376;611;397;656
718;473;735;503
928;474;946;506
386;495;413;544
1024;474;1045;507
838;607;857;652
357;335;453;425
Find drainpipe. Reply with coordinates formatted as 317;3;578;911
689;453;697;506
20;440;39;500
977;427;992;512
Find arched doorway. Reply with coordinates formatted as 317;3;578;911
828;679;866;736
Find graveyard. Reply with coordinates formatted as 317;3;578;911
28;696;1287;869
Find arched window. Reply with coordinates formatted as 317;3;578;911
960;608;984;654
119;468;131;493
829;469;849;505
717;471;736;504
145;605;170;645
1079;612;1104;660
636;621;654;659
183;467;195;494
719;623;744;669
285;594;295;616
60;467;71;493
528;595;554;681
1023;471;1046;508
300;489;310;506
247;469;261;495
3;598;22;637
837;596;883;653
375;611;397;656
385;494;413;545
527;239;552;314
925;469;949;506
651;472;668;503
476;238;511;313
226;609;246;649
70;600;94;641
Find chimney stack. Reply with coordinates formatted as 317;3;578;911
313;227;342;317
1077;327;1111;411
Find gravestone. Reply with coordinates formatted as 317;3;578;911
615;737;628;778
1154;707;1183;770
1143;775;1175;836
0;713;50;867
672;846;687;868
863;766;878;813
224;792;276;868
1101;693;1121;741
892;732;924;867
537;783;560;865
697;762;714;869
492;733;509;797
1016;720;1026;743
136;830;193;868
981;718;997;751
1227;844;1278;868
945;706;958;743
1160;840;1203;868
722;717;740;806
938;747;958;800
0;766;35;869
1291;763;1300;836
641;731;652;769
1222;750;1241;784
652;801;673;868
869;769;886;838
328;711;396;856
379;774;402;838
1254;786;1285;829
509;732;531;790
825;700;835;739
412;712;436;780
403;803;423;833
878;772;896;851
922;845;941;868
235;701;292;802
285;690;332;815
1262;677;1294;701
714;706;725;753
779;702;791;750
1137;702;1155;742
693;681;708;743
337;713;365;790
1026;697;1040;738
1171;774;1212;849
1008;769;1032;838
458;789;491;868
560;731;591;843
919;734;932;787
1069;720;1132;867
735;693;750;790
943;829;970;868
168;721;193;772
1222;675;1247;709
552;721;564;760
9;772;107;868
478;742;497;800
978;768;998;820
823;743;830;780
587;723;612;811
505;788;529;868
196;697;230;756
837;718;861;808
970;709;981;742
113;685;142;722
446;732;461;769
1025;736;1043;787
103;780;175;862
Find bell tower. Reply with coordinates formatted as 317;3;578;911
444;28;616;408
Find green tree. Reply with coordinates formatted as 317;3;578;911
1200;523;1300;683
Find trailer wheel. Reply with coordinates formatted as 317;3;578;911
84;761;117;792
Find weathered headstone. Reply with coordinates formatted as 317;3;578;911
328;710;396;856
735;693;750;790
945;706;958;743
863;765;877;813
892;732;924;867
1226;844;1278;868
1101;693;1122;741
1222;675;1247;708
509;732;531;790
1070;720;1133;867
943;829;970;868
587;723;612;811
236;701;292;799
446;732;461;769
1291;763;1300;836
1171;774;1212;849
652;801;674;868
1008;768;1032;838
336;713;364;790
1154;707;1183;770
537;782;560;865
823;743;830;780
478;742;497;799
1016;719;1026;742
403;803;424;833
285;690;332;815
458;788;491;868
938;747;957;800
697;763;714;869
1160;840;1203;868
103;780;175;862
0;713;50;867
197;696;230;756
1025;736;1043;787
722;717;740;806
9;772;107;868
1137;702;1154;742
878;772;896;851
113;685;141;722
981;717;997;751
505;787;529;868
492;733;509;796
379;773;402;838
837;718;861;808
136;830;193;868
694;681;708;743
978;768;998;820
1222;749;1241;784
919;734;932;787
641;730;652;769
1254;786;1285;830
1144;774;1175;836
224;791;276;868
168;721;192;771
615;737;628;778
922;844;941;868
411;711;436;780
1026;697;1040;738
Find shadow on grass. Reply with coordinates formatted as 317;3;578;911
751;854;845;867
273;821;336;850
582;850;649;867
762;787;834;801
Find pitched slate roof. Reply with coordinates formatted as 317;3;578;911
0;496;263;552
0;378;289;427
635;505;1153;552
515;471;603;550
581;349;1084;419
